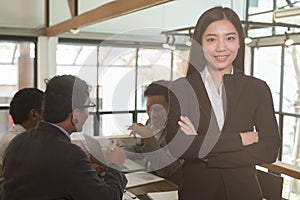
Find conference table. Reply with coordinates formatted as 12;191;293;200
126;178;178;200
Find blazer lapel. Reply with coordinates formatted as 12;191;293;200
223;73;246;124
187;72;212;119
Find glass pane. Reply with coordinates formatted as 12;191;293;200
282;115;297;164
57;65;98;107
248;26;274;38
138;48;171;81
173;49;190;80
57;65;82;76
276;0;298;8
0;65;18;85
249;0;259;7
282;175;300;200
84;113;96;135
56;44;82;65
283;46;300;114
0;41;35;106
137;112;148;125
253;47;281;111
75;46;97;65
99;47;136;66
99;113;133;136
0;109;11;138
281;115;300;199
248;0;273;15
57;44;100;111
98;47;136;111
249;12;273;23
99;65;135;111
136;49;172;110
0;42;16;63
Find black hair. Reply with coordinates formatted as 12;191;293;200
43;75;90;123
144;80;170;102
187;6;245;76
9;88;44;124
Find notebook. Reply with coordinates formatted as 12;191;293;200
147;191;178;200
83;134;145;173
125;171;164;188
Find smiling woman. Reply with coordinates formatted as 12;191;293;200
202;20;240;76
166;6;281;200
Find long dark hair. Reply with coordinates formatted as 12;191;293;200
187;7;245;76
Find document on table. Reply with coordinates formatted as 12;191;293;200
123;191;140;200
147;191;178;200
125;171;164;188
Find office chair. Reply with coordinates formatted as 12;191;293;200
257;169;283;200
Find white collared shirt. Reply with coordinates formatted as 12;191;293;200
0;124;26;176
201;67;227;131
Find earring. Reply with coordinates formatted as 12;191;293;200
74;118;79;124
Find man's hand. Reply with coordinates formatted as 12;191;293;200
105;146;125;167
88;153;107;173
127;123;154;138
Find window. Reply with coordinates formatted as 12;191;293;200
57;42;189;137
0;39;36;137
253;47;281;111
283;46;300;115
250;33;300;200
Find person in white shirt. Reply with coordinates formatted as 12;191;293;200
0;88;44;199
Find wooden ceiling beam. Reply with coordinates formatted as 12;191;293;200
67;0;78;17
46;0;173;37
67;0;75;17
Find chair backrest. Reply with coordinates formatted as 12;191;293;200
257;169;283;200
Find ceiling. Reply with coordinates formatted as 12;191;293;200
0;0;245;43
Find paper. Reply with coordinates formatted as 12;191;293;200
123;191;140;200
125;171;164;188
147;191;178;200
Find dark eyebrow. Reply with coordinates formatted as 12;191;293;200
226;32;238;36
204;32;237;37
204;33;217;37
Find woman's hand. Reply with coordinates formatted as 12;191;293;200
240;131;259;146
178;116;198;135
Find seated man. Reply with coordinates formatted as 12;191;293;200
2;75;127;200
0;88;44;199
127;80;183;186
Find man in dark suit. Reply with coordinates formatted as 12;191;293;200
127;80;183;186
2;75;127;200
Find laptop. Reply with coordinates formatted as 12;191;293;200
83;134;145;173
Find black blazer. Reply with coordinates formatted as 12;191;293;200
166;71;281;200
3;122;127;200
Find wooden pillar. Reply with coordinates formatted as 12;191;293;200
18;43;34;89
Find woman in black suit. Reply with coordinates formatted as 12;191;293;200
166;7;281;200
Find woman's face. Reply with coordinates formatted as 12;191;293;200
202;19;240;73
